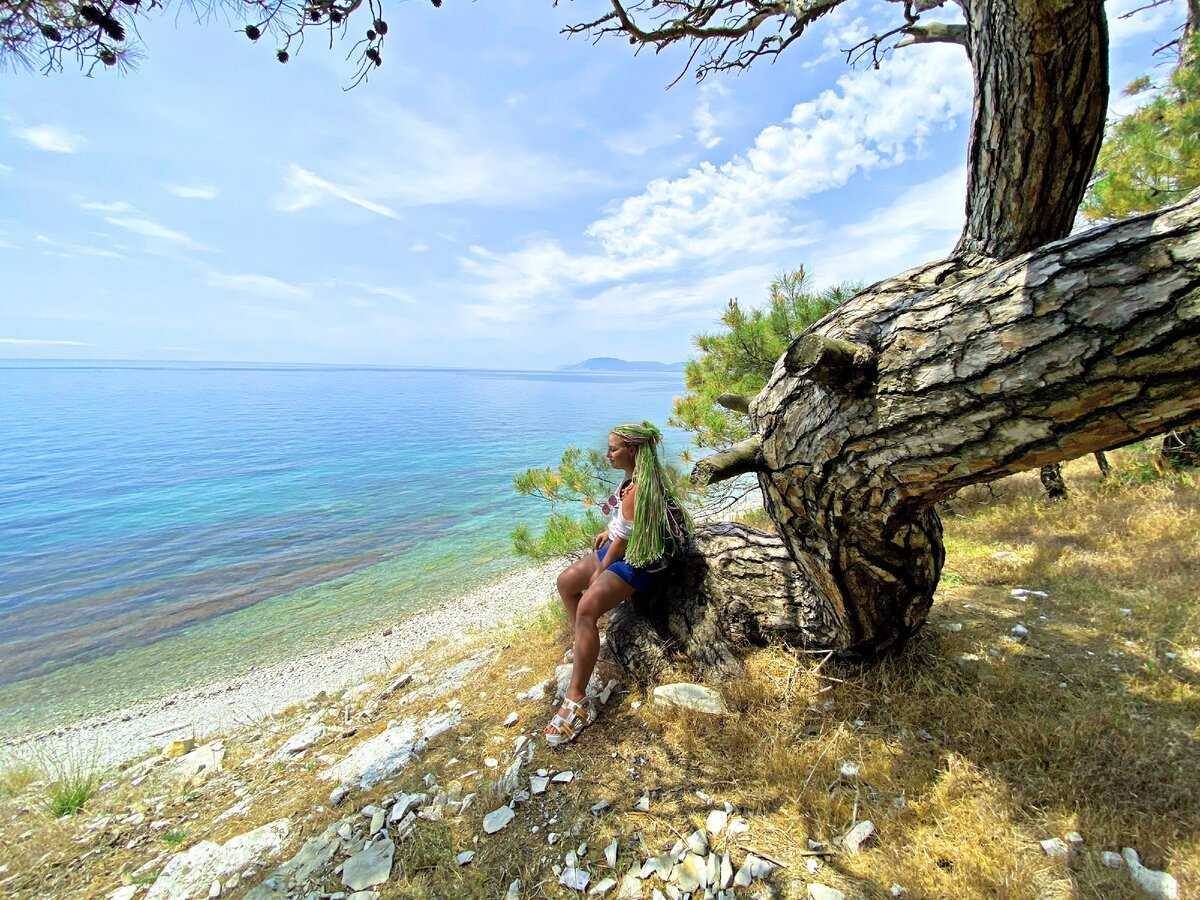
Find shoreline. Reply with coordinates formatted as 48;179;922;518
0;558;566;769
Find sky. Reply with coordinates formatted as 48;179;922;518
0;0;1188;369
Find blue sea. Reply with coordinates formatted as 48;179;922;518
0;360;684;735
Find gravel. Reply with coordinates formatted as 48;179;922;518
0;559;565;768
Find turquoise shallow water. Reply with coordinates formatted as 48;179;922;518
0;361;684;734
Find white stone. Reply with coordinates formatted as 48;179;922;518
1122;848;1180;899
705;809;728;837
720;851;733;889
843;820;876;854
605;839;618;868
808;886;846;900
1064;831;1083;848
456;851;474;866
733;856;756;888
590;877;618;895
342;839;394;891
651;683;726;714
506;879;521;900
807;858;820;875
530;775;549;795
838;761;861;781
172;743;225;781
1119;608;1134;616
106;888;139;900
483;806;516;834
676;854;700;892
321;711;457;788
686;829;709;855
592;800;611;815
553;771;576;783
654;852;675;879
560;867;591;892
618;871;643;898
890;885;906;898
1040;838;1070;860
939;622;963;632
388;793;425;824
272;724;327;761
1103;851;1124;869
503;713;519;727
485;758;499;768
726;817;750;838
1011;624;1029;638
634;794;650;812
147;820;290;900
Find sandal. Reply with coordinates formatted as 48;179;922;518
543;697;593;748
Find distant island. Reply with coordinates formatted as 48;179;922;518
559;357;686;373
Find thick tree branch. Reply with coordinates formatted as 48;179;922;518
717;392;752;413
691;435;764;486
895;22;967;47
784;334;878;391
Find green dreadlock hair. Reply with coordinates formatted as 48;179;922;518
610;421;694;567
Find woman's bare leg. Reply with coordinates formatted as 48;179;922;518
564;572;634;705
556;554;599;632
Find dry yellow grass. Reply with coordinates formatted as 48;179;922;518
0;446;1197;898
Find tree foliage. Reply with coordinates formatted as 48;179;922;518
1082;36;1200;221
669;268;858;450
510;446;616;559
0;0;416;81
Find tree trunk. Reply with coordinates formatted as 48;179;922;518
957;0;1108;259
611;194;1200;675
1094;451;1111;479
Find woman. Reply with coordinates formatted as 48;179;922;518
544;421;692;747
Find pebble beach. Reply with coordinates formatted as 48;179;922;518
0;559;566;769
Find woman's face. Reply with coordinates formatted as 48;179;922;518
607;433;634;470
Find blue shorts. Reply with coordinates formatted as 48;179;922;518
597;542;655;592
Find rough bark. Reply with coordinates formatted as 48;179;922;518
1094;451;1111;479
605;523;835;679
957;0;1108;258
691;436;763;486
612;194;1200;677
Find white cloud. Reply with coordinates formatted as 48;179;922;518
276;101;606;215
166;184;219;200
80;200;134;213
0;162;12;175
458;43;972;326
206;272;310;299
276;165;399;218
105;216;211;251
817;166;966;285
693;82;728;150
604;117;684;157
0;337;93;346
10;124;85;153
339;281;416;303
409;242;430;253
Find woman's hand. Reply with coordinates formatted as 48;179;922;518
593;530;609;551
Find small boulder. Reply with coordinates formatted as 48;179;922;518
843;820;876;854
343;839;394;891
483;805;516;834
651;683;726;715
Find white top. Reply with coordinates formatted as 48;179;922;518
608;480;634;540
608;506;633;540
